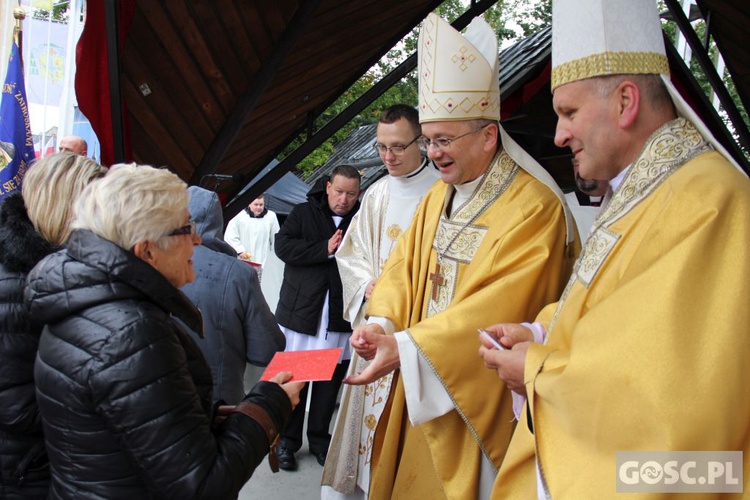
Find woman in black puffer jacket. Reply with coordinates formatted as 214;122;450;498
0;153;106;499
26;163;302;499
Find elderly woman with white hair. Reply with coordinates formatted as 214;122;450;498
25;163;302;499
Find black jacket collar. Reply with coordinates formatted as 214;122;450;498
65;230;203;334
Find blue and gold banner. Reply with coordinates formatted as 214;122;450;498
0;39;35;199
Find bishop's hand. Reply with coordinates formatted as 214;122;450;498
349;323;384;360
344;328;400;385
479;323;534;349
478;323;532;394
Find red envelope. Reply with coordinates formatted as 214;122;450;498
260;348;343;382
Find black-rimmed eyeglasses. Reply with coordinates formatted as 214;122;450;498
373;135;420;156
417;123;492;152
167;220;197;237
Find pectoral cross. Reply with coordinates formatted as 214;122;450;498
429;262;445;301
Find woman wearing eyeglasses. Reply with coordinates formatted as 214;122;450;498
25;163;303;499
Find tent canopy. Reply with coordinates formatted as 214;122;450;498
235;159;308;216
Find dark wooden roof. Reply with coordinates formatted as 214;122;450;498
95;0;747;219
118;0;443;191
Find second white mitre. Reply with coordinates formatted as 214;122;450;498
418;12;500;123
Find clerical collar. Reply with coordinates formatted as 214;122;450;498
454;174;483;197
393;158;433;188
574;190;604;207
448;175;483;217
609;166;630;193
404;158;429;179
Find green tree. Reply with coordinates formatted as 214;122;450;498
500;0;551;39
32;2;69;22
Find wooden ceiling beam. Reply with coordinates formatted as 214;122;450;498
105;0;126;163
189;0;323;186
664;0;750;163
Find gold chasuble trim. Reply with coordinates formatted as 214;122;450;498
415;150;519;462
576;227;620;287
546;118;712;340
428;150;518;315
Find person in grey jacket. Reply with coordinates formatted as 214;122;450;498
182;186;286;405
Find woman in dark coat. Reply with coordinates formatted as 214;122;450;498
0;153;106;499
26;163;302;499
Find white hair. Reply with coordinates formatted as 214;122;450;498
71;163;188;250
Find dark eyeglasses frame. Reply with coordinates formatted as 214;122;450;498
373;135;421;156
417;123;492;152
167;220;197;237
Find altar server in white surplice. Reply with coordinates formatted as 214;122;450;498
322;104;439;499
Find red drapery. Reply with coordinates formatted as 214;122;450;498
75;0;135;167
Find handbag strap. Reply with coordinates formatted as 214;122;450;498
231;401;280;472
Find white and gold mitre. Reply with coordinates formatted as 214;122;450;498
551;0;670;91
551;0;743;172
418;13;500;123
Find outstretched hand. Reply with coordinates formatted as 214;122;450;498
344;329;399;385
270;371;305;409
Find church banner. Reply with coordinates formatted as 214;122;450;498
0;40;35;199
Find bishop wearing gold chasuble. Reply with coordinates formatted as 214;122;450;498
343;13;578;499
482;1;750;498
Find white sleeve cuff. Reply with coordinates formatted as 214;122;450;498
395;331;453;425
367;316;395;336
344;282;368;325
522;321;547;344
510;322;547;420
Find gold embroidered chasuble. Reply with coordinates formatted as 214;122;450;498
366;150;573;499
494;119;750;498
